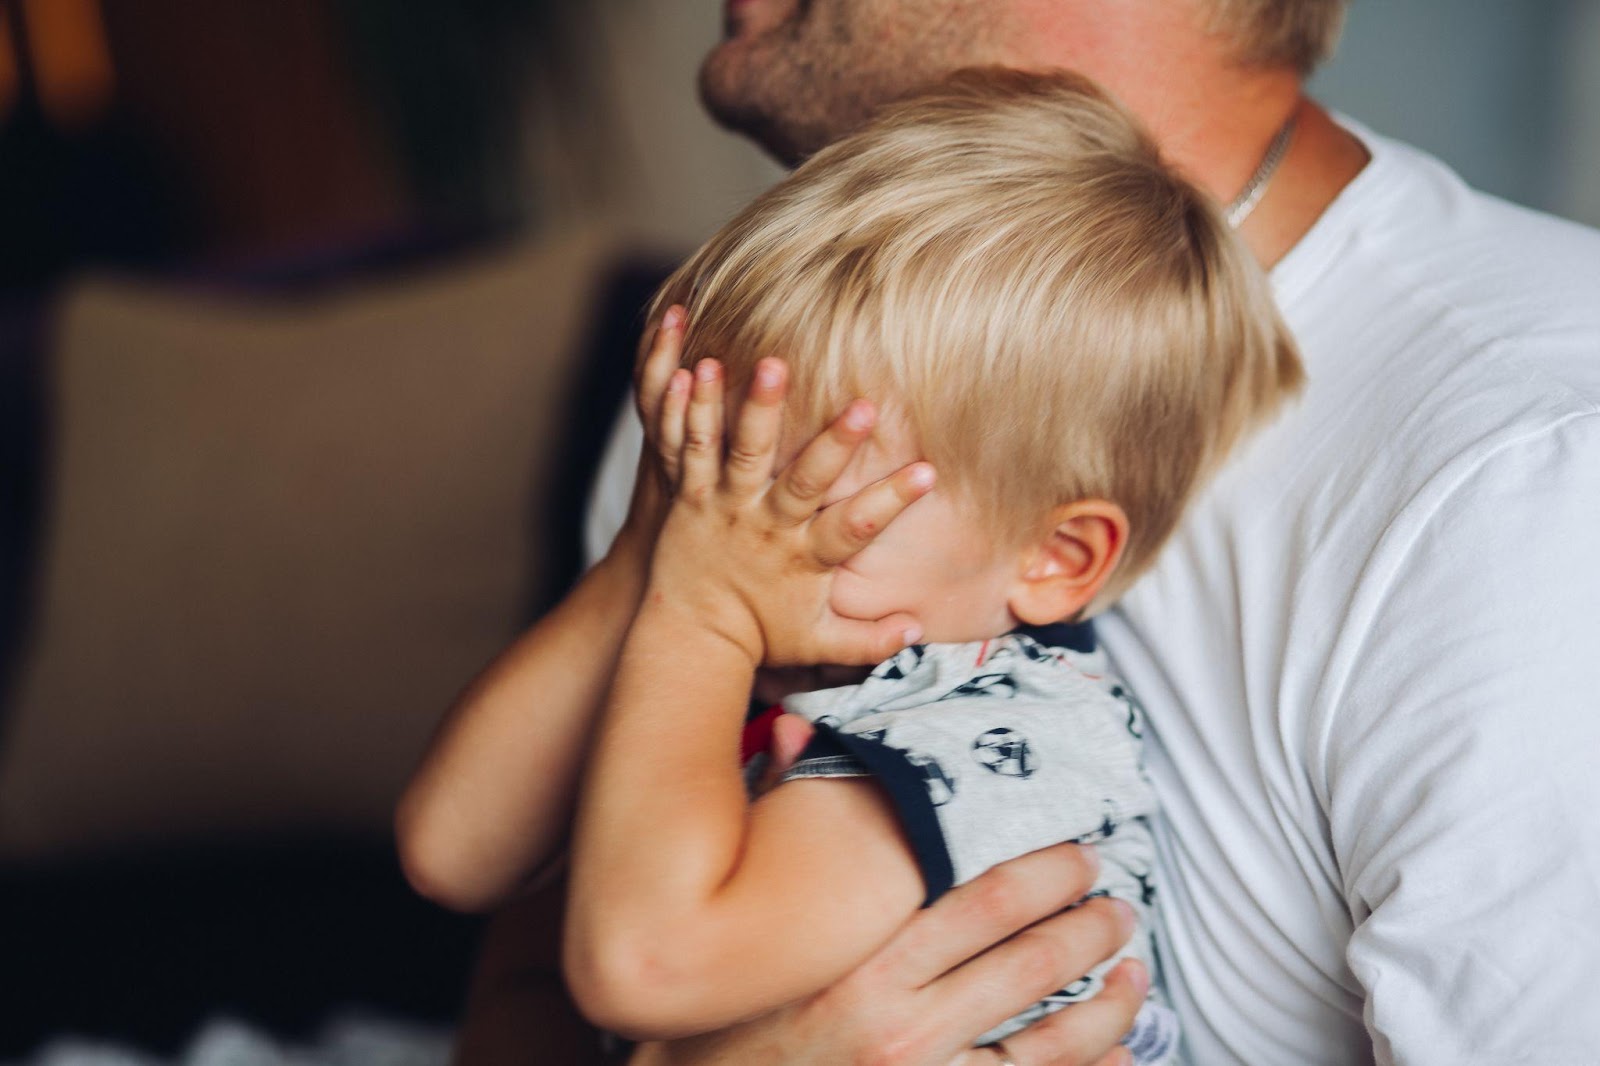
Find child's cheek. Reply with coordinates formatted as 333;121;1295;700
827;566;896;622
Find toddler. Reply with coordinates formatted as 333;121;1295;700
400;67;1302;1065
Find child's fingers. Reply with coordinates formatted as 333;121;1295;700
635;305;686;433
810;462;935;567
657;368;691;484
767;399;877;525
812;613;923;667
680;358;725;497
724;358;788;497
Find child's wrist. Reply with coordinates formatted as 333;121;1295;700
635;589;765;671
602;527;651;578
588;543;653;616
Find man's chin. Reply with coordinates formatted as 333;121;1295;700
697;53;811;166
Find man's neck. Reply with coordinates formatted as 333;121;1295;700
1231;97;1370;268
1101;76;1369;269
1102;83;1369;269
1006;8;1370;268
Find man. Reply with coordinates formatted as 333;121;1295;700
467;1;1600;1062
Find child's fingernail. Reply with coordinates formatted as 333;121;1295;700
696;360;718;382
845;402;874;430
756;361;783;388
903;626;923;646
662;306;684;330
907;464;935;490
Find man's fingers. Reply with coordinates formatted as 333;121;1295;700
875;843;1105;990
1089;1046;1134;1066
928;897;1137;1039
811;462;935;566
636;305;686;431
680;359;725;496
725;358;788;496
768;400;876;524
992;960;1148;1066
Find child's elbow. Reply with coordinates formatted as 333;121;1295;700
393;800;499;914
563;928;725;1041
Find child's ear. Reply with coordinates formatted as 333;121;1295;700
1008;500;1129;625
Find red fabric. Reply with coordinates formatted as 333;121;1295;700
740;705;786;764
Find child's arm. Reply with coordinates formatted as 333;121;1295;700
395;312;688;913
395;543;647;911
564;358;941;1039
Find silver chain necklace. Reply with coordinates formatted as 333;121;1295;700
1225;113;1297;228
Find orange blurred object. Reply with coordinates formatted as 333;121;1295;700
24;0;115;127
0;7;18;122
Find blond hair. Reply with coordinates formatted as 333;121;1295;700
1207;0;1349;74
652;67;1302;609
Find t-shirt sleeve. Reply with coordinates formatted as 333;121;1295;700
1326;414;1600;1064
784;683;1156;905
583;402;642;568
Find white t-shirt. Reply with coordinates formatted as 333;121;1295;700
583;128;1600;1065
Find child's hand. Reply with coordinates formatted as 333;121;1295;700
634;305;690;490
644;354;935;670
614;305;692;555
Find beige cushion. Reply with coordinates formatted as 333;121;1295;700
1;227;623;859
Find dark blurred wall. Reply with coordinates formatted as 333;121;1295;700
97;0;408;265
0;1;176;289
333;0;598;233
0;0;594;287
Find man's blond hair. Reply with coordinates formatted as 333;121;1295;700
1207;0;1349;74
652;67;1302;609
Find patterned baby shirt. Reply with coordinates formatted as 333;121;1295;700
777;622;1179;1061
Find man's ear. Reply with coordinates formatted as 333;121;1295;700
1008;500;1129;625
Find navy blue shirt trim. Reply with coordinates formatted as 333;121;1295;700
1013;620;1096;654
793;726;956;907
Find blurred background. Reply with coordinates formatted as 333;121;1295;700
1;0;1596;1061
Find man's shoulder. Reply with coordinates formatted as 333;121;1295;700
1281;128;1600;459
1335;126;1600;267
1290;127;1600;367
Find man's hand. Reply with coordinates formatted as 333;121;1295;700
630;840;1145;1066
644;352;934;668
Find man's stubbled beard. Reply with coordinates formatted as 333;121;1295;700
699;0;1007;166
